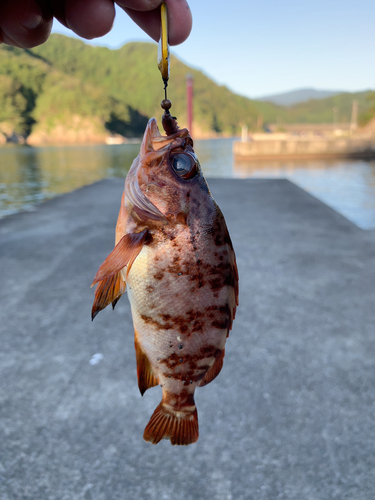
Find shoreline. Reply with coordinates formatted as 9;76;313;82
0;135;238;148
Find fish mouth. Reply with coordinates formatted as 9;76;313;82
143;117;191;153
152;129;191;153
124;118;194;223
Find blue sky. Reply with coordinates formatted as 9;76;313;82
52;0;375;99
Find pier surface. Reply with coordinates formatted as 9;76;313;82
1;179;375;500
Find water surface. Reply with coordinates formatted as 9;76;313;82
1;139;375;229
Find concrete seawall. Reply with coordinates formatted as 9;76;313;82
234;136;375;160
1;179;375;499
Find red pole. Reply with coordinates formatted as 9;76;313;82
186;73;193;137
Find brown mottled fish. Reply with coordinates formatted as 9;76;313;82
91;115;238;445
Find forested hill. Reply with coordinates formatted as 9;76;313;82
0;34;374;144
30;35;280;135
0;34;279;143
273;91;374;125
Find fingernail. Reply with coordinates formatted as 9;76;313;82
21;13;43;30
21;2;44;31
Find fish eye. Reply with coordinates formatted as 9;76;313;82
170;153;197;180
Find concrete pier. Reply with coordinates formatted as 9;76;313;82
1;178;375;499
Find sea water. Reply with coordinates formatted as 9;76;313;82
1;139;375;229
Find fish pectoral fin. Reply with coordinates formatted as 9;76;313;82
143;402;199;446
135;336;159;396
91;272;126;320
91;229;149;286
91;229;148;319
198;349;225;387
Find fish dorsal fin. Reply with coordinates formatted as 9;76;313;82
134;334;159;396
198;349;225;387
91;230;148;320
91;272;126;320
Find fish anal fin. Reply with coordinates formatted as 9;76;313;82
143;402;199;446
91;229;148;286
135;336;159;396
91;272;125;320
198;349;225;387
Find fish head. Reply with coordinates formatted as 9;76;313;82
124;118;209;225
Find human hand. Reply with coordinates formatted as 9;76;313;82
0;0;192;49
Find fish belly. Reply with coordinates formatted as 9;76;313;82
126;234;232;391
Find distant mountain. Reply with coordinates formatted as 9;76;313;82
280;90;373;124
258;88;346;106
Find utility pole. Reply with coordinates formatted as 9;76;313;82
186;74;193;137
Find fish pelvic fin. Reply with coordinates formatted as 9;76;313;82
135;336;159;396
198;349;225;387
143;402;199;446
91;272;126;320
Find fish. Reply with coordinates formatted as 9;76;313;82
91;117;238;445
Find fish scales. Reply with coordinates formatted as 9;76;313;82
92;117;238;445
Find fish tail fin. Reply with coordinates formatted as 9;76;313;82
143;402;199;446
